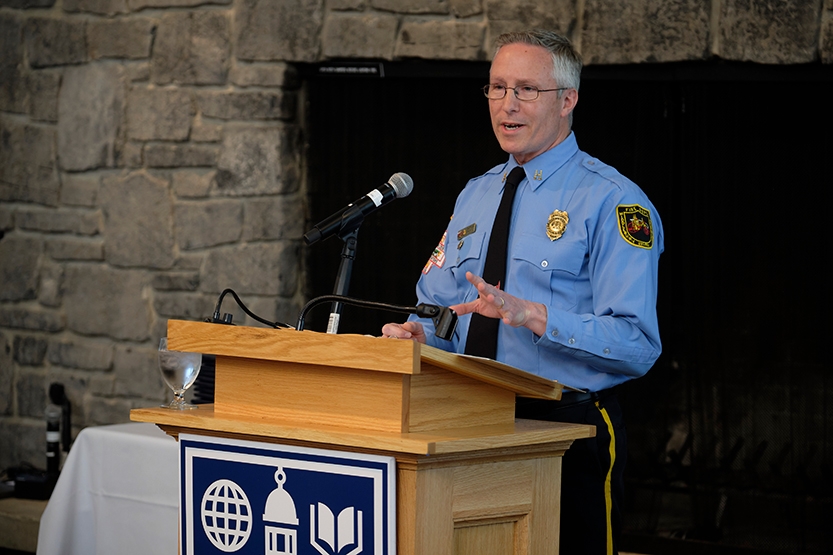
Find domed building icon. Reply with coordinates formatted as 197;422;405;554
263;467;299;555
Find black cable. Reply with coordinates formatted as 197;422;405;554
209;288;295;329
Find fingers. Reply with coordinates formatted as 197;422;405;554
381;321;426;343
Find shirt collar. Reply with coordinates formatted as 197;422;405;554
500;132;579;192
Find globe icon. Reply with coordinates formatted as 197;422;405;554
201;479;253;552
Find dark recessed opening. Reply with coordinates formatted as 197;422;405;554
303;59;832;554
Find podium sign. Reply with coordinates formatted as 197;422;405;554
180;434;396;555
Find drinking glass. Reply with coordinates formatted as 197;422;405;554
158;337;202;410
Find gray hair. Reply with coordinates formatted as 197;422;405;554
494;30;583;91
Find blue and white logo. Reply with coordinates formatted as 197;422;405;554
180;434;396;555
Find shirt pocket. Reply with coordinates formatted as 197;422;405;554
511;234;587;311
444;231;486;302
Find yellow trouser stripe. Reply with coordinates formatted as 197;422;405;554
596;401;615;555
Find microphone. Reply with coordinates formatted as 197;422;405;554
304;172;414;245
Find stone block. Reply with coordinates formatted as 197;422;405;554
27;70;61;122
125;61;150;82
200;242;299;296
112;343;166;399
86;396;134;425
213;126;300;196
87;17;154;59
0;331;11;415
196;90;294;121
45;237;105;261
236;0;324;62
0;15;25;113
24;17;87;68
582;0;710;64
174;199;243;250
119;141;144;168
64;264;151;341
371;0;448;13
151;11;230;85
322;12;399;59
16;369;46;418
153;291;213;319
484;0;574;49
229;62;298;88
13;335;48;366
38;261;63;307
0;206;12;230
172;169;215;198
64;0;128;14
0;235;42;302
16;208;100;235
0;64;26;115
48;339;113;370
718;0;821;63
60;173;99;207
0;420;42;473
127;86;194;141
0;14;23;66
58;64;125;172
0;119;60;206
190;118;223;143
144;144;218;168
0;307;64;332
100;171;175;269
329;0;364;9
242;195;305;241
450;0;482;17
128;0;231;7
396;19;486;60
823;8;833;64
0;0;55;7
151;271;200;291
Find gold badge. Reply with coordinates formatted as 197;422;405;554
547;210;569;241
533;169;543;181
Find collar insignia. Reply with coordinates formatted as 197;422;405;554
533;169;543;181
547;209;569;241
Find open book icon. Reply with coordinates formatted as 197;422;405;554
310;502;363;555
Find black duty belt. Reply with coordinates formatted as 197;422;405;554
516;387;617;416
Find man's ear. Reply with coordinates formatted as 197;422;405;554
561;88;579;118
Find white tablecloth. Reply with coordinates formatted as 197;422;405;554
37;422;179;555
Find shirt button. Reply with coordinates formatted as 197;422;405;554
551;329;559;337
541;260;548;268
456;257;460;264
568;337;576;344
603;348;610;355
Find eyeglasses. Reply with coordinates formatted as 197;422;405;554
483;84;568;101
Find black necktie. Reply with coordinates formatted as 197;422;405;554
464;166;526;359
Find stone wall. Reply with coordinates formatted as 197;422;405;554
1;0;830;471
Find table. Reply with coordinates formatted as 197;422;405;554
36;422;178;555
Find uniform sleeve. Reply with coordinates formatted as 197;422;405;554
533;192;664;379
407;226;462;352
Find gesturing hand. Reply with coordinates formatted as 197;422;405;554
450;272;547;335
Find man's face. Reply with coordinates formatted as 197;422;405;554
488;43;578;165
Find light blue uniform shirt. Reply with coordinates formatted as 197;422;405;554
410;133;664;392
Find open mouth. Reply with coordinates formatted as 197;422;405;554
503;123;523;130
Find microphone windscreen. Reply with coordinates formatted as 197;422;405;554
388;172;414;198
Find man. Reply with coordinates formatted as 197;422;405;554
383;29;663;554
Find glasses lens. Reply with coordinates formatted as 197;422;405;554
516;86;539;101
484;85;505;99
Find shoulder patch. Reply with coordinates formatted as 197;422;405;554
422;230;448;274
616;204;654;249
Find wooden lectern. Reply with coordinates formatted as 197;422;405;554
131;320;594;555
